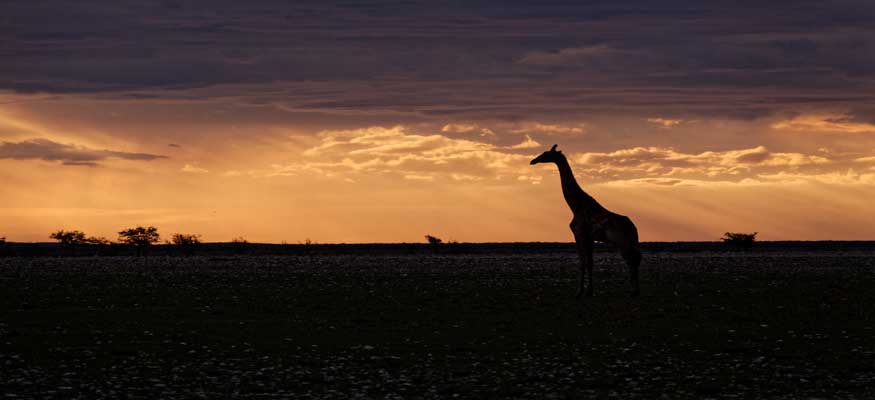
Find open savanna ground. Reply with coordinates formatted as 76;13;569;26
1;246;874;399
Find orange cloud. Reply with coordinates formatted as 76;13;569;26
441;123;496;138
508;134;541;149
272;126;535;182
510;122;585;135
181;164;209;173
771;113;875;133
573;145;834;184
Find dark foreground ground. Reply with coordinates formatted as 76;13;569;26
1;248;874;399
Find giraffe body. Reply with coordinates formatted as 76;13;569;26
531;144;641;297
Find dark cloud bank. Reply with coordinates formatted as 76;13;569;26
0;138;166;166
3;1;875;119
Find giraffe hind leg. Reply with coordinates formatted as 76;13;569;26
622;247;641;296
574;239;594;298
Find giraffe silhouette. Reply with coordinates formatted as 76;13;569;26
531;144;641;297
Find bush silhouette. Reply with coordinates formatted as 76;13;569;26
721;231;757;250
425;234;442;245
118;226;160;257
231;236;249;255
425;234;443;253
171;233;201;256
50;229;88;256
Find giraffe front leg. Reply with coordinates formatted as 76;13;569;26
574;237;594;298
585;246;594;297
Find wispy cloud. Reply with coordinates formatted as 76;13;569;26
508;134;541;149
441;123;480;133
516;45;621;66
646;118;684;128
181;164;209;174
510;122;585;135
573;145;845;185
771;113;875;134
272;126;534;182
0;138;166;165
441;123;496;138
403;174;435;181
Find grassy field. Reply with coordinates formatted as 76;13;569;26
1;248;874;398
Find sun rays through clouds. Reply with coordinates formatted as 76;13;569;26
271;126;540;183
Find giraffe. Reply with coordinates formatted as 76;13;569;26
530;144;641;297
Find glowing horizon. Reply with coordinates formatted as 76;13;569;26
4;2;875;243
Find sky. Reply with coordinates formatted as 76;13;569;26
2;1;875;243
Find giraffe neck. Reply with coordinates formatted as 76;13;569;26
555;154;600;215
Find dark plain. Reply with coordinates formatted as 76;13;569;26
1;244;874;399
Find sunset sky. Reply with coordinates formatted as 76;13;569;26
3;1;875;243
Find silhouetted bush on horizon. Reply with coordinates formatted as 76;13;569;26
425;235;442;245
118;226;160;257
722;232;758;250
49;230;87;256
171;233;201;256
0;239;872;258
231;237;249;255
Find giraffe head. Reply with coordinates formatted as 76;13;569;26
530;144;563;165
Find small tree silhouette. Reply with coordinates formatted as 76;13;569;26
171;233;201;256
425;234;442;245
425;234;443;253
721;231;757;250
118;226;160;257
50;229;87;256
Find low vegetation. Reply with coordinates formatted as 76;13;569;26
49;229;88;256
424;234;442;245
170;233;201;256
231;236;249;255
722;231;757;250
118;226;161;257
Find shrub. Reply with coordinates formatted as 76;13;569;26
425;234;443;253
231;236;249;255
49;229;88;256
171;233;201;256
118;226;160;256
721;231;757;250
425;234;442;245
299;238;316;255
